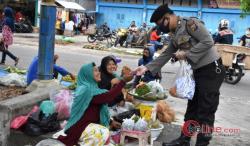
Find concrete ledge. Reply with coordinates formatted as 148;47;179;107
0;80;62;146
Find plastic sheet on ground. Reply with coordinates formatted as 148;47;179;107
0;73;27;87
0;69;8;77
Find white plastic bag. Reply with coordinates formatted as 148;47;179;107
147;81;165;98
121;118;135;131
0;73;27;87
172;61;195;100
133;118;148;131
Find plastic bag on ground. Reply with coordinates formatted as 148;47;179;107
50;89;73;120
170;61;195;100
40;100;55;117
0;73;27;87
10;105;39;129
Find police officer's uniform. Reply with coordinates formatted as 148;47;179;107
146;17;226;146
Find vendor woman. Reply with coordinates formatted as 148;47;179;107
57;62;133;146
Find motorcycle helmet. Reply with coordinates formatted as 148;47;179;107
220;19;230;29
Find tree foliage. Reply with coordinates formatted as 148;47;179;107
240;0;250;17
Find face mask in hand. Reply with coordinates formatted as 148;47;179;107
158;18;170;34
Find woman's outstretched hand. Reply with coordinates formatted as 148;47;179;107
122;66;133;82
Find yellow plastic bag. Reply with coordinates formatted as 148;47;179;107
136;104;153;121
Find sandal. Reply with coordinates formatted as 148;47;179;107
14;58;19;66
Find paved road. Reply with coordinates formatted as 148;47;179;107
2;37;250;145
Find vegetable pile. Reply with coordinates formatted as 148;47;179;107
4;66;26;75
135;83;151;97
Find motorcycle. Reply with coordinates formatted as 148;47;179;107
224;53;246;84
87;27;114;43
14;18;33;33
114;28;128;47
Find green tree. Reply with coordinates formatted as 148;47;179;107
240;0;250;17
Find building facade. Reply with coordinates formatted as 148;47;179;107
96;0;250;44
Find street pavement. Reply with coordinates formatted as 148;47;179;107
2;34;250;145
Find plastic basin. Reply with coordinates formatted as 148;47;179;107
151;123;164;140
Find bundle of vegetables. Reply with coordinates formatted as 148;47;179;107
133;81;166;100
61;75;77;90
4;66;26;75
61;75;76;82
147;119;161;129
135;83;151;97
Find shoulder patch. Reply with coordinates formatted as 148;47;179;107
187;19;198;32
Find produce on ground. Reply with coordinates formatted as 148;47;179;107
4;66;26;75
83;44;107;50
61;75;76;82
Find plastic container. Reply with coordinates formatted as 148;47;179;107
151;123;164;141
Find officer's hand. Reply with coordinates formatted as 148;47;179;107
174;51;186;60
134;65;148;76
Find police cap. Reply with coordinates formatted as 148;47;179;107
150;4;174;23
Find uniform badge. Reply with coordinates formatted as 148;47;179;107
187;20;198;32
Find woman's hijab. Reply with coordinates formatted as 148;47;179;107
65;63;110;131
99;56;117;90
3;7;14;32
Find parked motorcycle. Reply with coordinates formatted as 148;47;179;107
87;27;114;43
114;28;128;47
224;53;246;84
14;18;33;33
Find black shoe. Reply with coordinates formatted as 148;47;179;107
162;135;190;146
14;57;19;66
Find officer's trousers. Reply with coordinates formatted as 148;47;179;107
184;58;225;145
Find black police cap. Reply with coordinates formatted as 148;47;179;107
150;4;174;23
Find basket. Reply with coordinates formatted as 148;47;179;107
215;44;250;69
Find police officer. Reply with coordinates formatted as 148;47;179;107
134;4;225;146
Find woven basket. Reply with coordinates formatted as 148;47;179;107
215;44;250;69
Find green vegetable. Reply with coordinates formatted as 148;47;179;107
4;66;27;74
135;84;151;96
132;115;140;123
